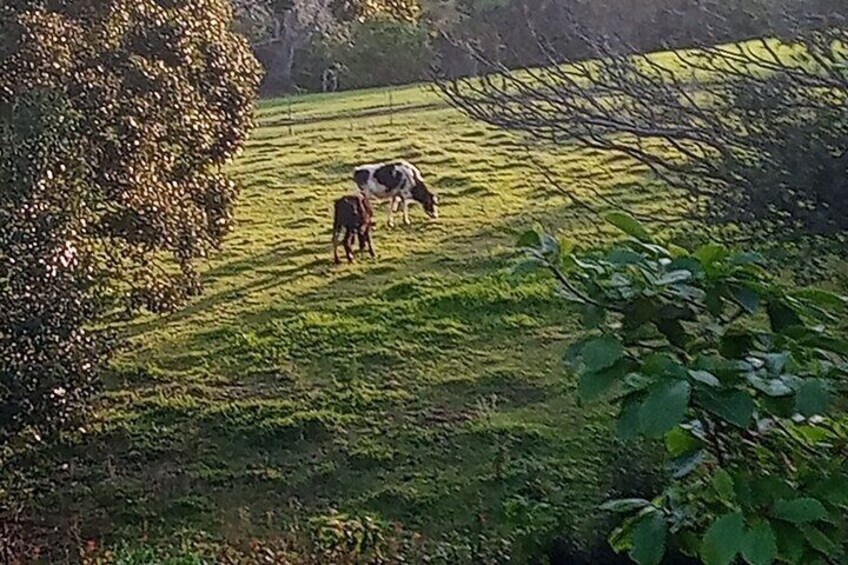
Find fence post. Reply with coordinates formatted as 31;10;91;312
288;100;293;136
388;90;394;127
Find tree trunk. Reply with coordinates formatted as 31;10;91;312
255;11;300;96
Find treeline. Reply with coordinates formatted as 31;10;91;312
236;0;847;96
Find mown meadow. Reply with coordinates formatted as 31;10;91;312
32;81;689;558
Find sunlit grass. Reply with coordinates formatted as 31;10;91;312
44;72;679;551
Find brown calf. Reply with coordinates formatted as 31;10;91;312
332;193;375;264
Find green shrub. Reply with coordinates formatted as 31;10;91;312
516;214;848;564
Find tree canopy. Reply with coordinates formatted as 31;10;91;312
0;0;261;440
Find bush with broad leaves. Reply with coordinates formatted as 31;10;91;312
516;214;848;565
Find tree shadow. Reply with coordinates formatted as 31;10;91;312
28;200;637;545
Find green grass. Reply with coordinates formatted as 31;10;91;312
40;82;675;553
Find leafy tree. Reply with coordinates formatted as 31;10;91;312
440;4;848;246
0;0;260;441
516;216;848;564
234;0;419;93
336;17;433;90
234;0;337;93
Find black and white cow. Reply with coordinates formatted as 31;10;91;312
353;161;438;227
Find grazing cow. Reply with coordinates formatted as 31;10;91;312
332;193;375;264
353;161;438;227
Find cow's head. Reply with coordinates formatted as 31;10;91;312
412;181;439;219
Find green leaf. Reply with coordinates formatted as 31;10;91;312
792;288;847;308
800;524;838;557
712;469;735;502
605;212;653;243
540;234;561;262
734;473;754;509
705;286;725;316
665;427;703;458
629;513;667;565
669;450;705;478
748;375;793;398
581;336;625;373
752;478;795;507
802;334;848;356
643;354;688;379
694;243;728;267
563;337;591;371
656;318;689;349
767;300;803;333
772;498;828;524
811;475;848;505
657;270;692;285
609;522;632;554
741;522;777;565
639;380;690;438
616;398;642;441
711;359;754;384
517;229;541;249
719;330;755;359
730;284;760;314
763;353;789;376
607;247;644;265
700;390;755;428
689;370;720;388
772;522;805;563
580;304;606;329
600;498;651;513
794;379;830;418
578;359;630;402
668;255;701;273
701;512;744;565
760;395;796;418
573;256;606;275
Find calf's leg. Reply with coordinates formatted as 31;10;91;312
358;229;366;253
332;229;342;264
361;227;376;259
344;230;356;263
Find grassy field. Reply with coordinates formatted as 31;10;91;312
39;82;681;556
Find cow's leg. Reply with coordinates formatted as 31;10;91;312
387;200;396;228
344;230;356;263
402;198;411;225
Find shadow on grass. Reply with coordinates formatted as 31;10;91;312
23;199;659;550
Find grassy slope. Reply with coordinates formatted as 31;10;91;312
54;83;677;548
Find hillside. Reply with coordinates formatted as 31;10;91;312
41;83;676;554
